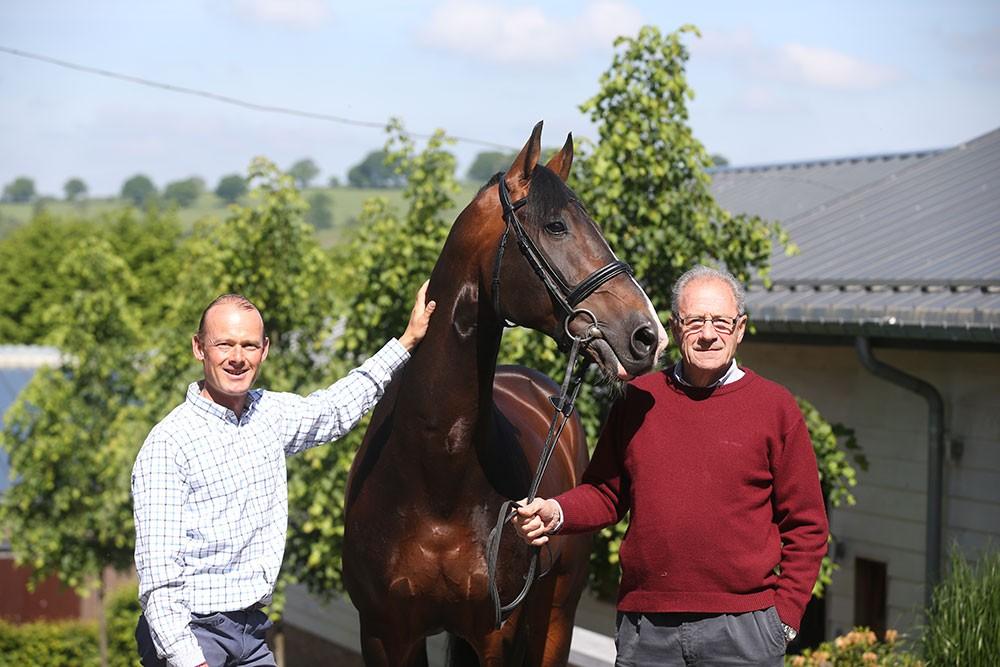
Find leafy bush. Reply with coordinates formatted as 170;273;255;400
0;619;99;667
921;547;1000;665
0;583;141;667
107;583;142;667
786;627;922;666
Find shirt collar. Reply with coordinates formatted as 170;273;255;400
186;381;264;424
673;359;744;388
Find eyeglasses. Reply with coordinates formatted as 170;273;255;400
675;314;744;335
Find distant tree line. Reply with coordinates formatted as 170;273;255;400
3;144;630;209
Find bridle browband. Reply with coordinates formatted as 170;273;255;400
491;172;633;341
485;171;632;628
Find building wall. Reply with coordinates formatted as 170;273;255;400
739;340;1000;639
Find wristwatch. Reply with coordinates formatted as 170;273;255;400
782;623;797;644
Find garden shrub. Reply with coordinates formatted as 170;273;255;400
0;619;99;667
786;627;923;666
0;582;141;667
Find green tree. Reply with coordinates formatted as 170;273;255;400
215;173;247;203
465;150;517;183
327;175;341;187
347;149;407;189
120;174;157;207
2;176;36;203
710;153;730;167
63;178;88;202
306;191;334;230
163;176;204;207
0;209;184;344
288;158;320;189
0;239;146;667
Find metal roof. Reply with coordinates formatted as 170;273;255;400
712;129;1000;343
710;149;941;222
1;346;60;495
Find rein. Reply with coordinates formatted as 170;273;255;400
485;173;628;628
485;317;594;629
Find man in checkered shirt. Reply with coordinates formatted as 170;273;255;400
132;283;436;667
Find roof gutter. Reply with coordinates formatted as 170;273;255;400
855;337;944;609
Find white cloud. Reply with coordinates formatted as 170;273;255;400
777;43;900;90
694;28;901;93
419;0;642;65
234;0;331;29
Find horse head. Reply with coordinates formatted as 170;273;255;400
487;122;667;380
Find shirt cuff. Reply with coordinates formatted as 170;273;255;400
170;643;207;667
549;499;564;534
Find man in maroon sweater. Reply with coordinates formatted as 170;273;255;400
515;265;828;666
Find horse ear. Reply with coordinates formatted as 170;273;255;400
545;133;574;182
505;121;544;191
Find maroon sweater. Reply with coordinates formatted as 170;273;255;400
555;367;828;629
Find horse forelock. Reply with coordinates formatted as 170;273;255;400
524;165;578;221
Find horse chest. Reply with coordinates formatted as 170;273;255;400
384;521;491;602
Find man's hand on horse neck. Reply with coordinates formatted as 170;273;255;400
399;280;437;352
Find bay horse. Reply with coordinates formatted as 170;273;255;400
343;122;667;666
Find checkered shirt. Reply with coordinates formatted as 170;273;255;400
132;340;408;667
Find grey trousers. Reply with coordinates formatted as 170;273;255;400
136;610;277;667
615;607;787;666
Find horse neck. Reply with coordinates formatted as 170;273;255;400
395;213;504;462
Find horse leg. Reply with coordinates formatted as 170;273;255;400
359;621;428;667
526;538;590;666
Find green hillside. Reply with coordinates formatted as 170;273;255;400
0;184;481;247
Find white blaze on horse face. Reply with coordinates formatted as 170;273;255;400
629;274;669;361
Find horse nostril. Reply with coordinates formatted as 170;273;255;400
630;324;656;358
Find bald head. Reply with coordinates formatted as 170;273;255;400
198;294;263;340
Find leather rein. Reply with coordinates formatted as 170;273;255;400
485;173;631;628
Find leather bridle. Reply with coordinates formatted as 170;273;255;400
490;173;633;344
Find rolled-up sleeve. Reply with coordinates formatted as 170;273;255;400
279;338;409;455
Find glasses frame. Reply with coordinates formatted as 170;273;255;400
674;313;745;335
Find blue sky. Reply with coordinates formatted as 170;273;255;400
2;0;998;196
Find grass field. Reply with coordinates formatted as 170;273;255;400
0;183;481;247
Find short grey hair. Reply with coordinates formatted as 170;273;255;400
670;265;746;316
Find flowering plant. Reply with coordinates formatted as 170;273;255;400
786;627;922;666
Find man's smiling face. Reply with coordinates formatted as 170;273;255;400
192;302;269;415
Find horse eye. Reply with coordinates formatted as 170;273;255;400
544;219;567;235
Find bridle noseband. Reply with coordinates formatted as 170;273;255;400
486;172;633;628
490;173;633;343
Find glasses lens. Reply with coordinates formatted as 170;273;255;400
710;317;735;334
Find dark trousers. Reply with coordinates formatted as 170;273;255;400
136;609;276;667
615;607;787;666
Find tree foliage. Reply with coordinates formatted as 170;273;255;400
214;173;247;203
306;191;334;230
63;178;88;202
2;177;36;203
163;176;205;207
288;158;320;189
120;174;157;207
347;149;407;189
0;210;183;344
465;150;517;183
0;239;144;593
